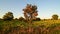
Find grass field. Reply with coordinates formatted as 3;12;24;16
0;19;60;34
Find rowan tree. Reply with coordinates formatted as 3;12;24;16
23;4;38;23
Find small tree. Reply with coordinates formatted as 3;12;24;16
14;18;18;20
3;12;14;20
0;18;2;21
36;18;41;21
33;18;41;21
19;17;24;21
52;14;58;20
23;4;38;23
0;18;1;20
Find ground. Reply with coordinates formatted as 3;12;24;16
0;19;60;34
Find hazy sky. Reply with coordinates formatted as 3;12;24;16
0;0;60;19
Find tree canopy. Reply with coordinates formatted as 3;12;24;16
52;14;58;20
23;4;38;23
3;12;14;20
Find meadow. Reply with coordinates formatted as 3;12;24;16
0;19;60;34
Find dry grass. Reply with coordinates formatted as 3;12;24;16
0;19;60;34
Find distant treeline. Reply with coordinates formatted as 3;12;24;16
0;11;59;21
0;4;59;21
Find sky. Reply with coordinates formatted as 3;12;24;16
0;0;60;19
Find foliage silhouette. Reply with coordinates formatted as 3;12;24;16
23;4;38;23
3;12;14;20
52;14;58;20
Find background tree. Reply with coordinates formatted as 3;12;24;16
19;17;24;21
36;18;41;21
23;4;38;23
52;14;58;20
0;18;2;21
33;18;41;21
3;12;14;20
14;18;18;20
0;18;1;20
